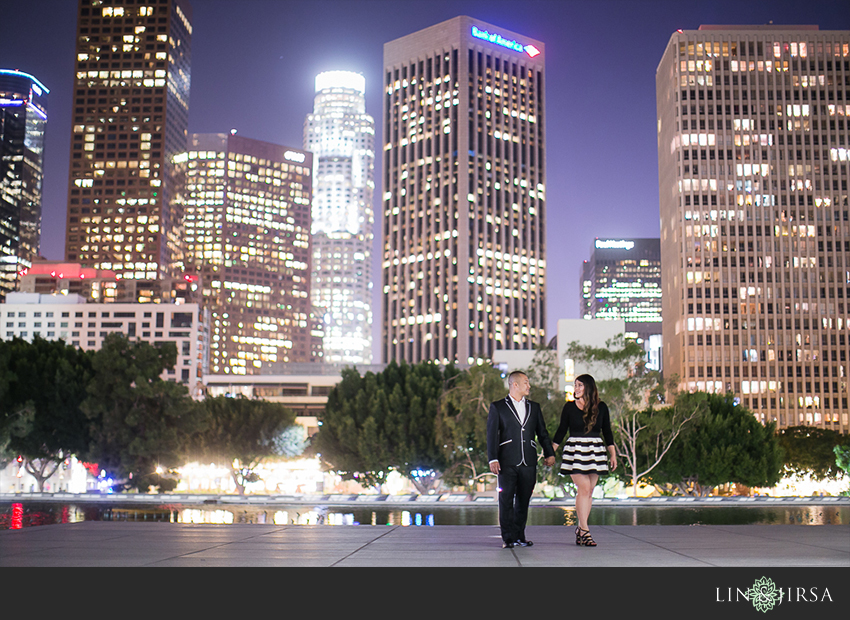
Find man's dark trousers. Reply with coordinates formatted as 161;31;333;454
498;463;537;544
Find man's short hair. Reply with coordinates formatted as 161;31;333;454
508;370;527;387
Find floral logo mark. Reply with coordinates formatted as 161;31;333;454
746;577;783;613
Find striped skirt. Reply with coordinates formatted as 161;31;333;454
560;436;609;476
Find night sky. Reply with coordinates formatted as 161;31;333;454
2;0;848;358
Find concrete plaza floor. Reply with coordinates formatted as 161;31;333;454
1;521;848;567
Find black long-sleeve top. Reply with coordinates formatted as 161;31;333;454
551;401;614;447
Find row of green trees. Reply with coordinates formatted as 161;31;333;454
316;338;850;496
4;334;847;496
0;334;302;494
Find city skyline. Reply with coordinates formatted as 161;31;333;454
1;0;848;362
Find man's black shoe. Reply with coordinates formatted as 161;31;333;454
502;541;515;548
516;540;533;547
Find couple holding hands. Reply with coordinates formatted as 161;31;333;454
487;371;617;549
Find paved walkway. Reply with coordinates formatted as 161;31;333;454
1;521;847;567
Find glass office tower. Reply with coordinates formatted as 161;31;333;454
0;70;48;301
383;16;546;365
580;238;662;343
64;0;192;284
176;133;316;375
657;25;849;431
304;71;375;365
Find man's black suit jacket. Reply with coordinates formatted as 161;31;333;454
486;397;555;467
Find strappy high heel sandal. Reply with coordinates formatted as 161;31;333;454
576;527;597;547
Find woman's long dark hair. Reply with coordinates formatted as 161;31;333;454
575;374;600;433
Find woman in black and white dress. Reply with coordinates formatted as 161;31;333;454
551;374;617;547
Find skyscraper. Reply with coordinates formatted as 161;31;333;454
176;133;315;375
383;16;546;366
64;0;192;283
0;69;48;301
656;25;849;432
304;71;375;365
580;238;662;343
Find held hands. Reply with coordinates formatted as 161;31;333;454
542;442;558;467
545;442;560;467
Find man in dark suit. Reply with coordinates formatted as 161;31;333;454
487;370;555;548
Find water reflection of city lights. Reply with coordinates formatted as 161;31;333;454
329;513;356;525
181;508;234;524
269;510;356;525
11;503;23;529
400;511;434;527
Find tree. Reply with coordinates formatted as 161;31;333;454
614;398;707;496
188;395;297;495
0;337;93;491
81;333;201;492
523;345;566;423
778;426;850;481
0;339;33;468
0;407;33;470
273;423;307;458
436;363;506;488
315;361;457;494
313;367;388;491
649;392;784;496
834;445;850;496
563;335;700;495
564;334;664;418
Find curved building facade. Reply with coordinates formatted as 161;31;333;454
0;69;48;301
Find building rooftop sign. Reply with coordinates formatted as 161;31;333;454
471;25;541;57
284;150;306;163
595;239;635;250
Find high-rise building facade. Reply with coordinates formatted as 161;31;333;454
304;71;375;365
656;25;849;432
64;0;192;283
176;133;316;375
0;70;48;301
580;238;663;343
383;16;546;365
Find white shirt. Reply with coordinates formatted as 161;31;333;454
489;396;528;466
509;395;527;424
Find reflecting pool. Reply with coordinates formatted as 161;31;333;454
1;501;848;529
